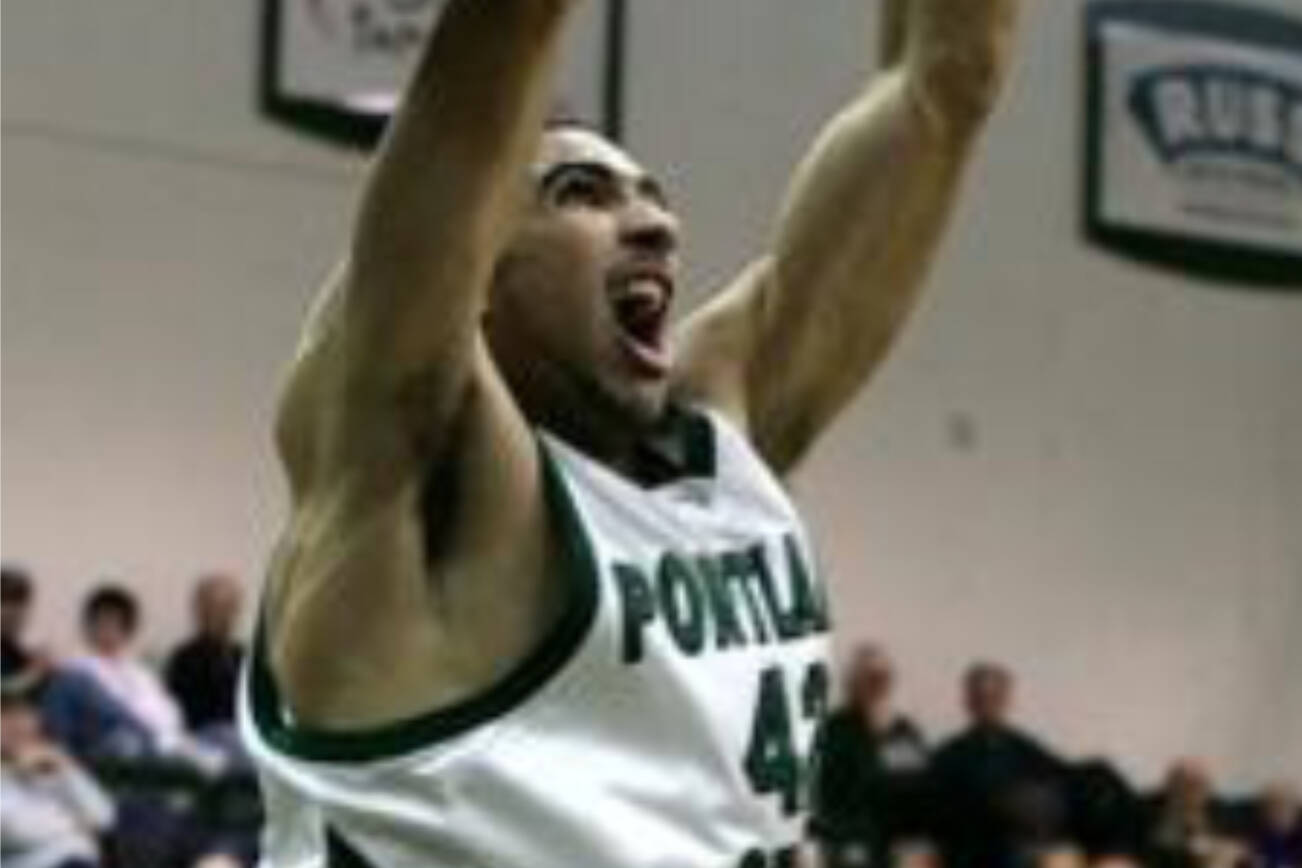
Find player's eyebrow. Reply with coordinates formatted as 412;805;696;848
537;160;670;207
537;160;619;196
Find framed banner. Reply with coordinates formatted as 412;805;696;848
261;0;627;149
1083;1;1302;287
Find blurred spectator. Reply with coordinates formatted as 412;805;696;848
42;584;223;775
0;680;115;868
811;642;930;868
929;661;1070;868
1035;844;1088;868
2;564;53;688
1143;758;1247;868
1093;858;1144;868
165;573;245;735
0;570;144;760
1065;759;1144;860
63;584;190;755
1251;781;1301;868
893;841;943;868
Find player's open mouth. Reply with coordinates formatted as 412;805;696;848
610;269;673;377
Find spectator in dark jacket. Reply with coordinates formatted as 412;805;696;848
811;642;929;868
1251;782;1300;868
929;661;1070;868
2;565;52;689
164;573;245;735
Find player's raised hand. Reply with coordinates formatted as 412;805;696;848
898;0;1022;134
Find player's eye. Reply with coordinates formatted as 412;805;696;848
545;167;619;209
559;176;612;207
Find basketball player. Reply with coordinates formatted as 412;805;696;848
240;1;1019;865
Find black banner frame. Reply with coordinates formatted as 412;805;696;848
260;0;628;150
1082;0;1302;289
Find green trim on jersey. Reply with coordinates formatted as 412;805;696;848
326;828;379;868
680;407;716;481
247;444;601;762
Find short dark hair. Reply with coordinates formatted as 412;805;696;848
1;565;33;604
83;583;140;634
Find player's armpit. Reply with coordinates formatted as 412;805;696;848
266;346;549;730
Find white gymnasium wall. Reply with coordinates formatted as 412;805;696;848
3;1;1300;788
624;0;1302;788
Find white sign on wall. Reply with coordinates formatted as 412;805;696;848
1084;1;1302;286
263;0;620;147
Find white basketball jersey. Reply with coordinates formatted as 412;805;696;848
240;408;833;868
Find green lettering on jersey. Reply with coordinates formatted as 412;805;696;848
735;844;800;868
783;533;830;635
723;549;773;645
695;553;748;651
657;552;706;656
801;658;830;721
752;543;804;641
741;661;831;819
742;666;799;815
614;563;656;664
614;535;826;666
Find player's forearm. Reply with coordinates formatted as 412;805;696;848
349;0;582;369
895;0;1019;140
744;3;1020;470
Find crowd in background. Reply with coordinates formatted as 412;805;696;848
2;563;1298;868
811;643;1301;868
1;565;253;868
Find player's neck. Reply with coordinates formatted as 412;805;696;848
492;346;661;477
507;379;639;472
536;399;644;475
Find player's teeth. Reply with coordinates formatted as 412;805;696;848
629;279;662;306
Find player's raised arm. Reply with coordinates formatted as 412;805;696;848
278;0;582;495
266;0;585;729
351;0;580;378
674;0;1020;474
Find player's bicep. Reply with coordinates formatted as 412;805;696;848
721;77;970;473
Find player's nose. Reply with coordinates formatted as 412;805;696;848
618;198;680;261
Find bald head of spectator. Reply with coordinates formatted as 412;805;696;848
1035;845;1088;868
193;572;243;641
893;841;942;868
1164;757;1213;818
164;572;248;734
1261;782;1299;836
963;661;1014;728
1251;780;1302;868
846;642;895;720
1091;857;1143;868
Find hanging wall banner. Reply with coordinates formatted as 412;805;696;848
262;0;623;148
1083;1;1302;286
